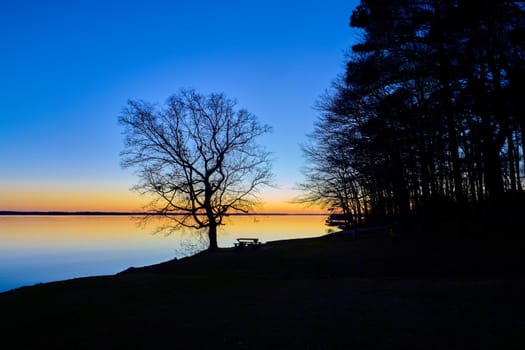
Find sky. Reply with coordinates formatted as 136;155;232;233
0;0;360;213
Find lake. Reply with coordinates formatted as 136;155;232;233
0;215;331;293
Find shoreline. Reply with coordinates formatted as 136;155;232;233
1;229;524;349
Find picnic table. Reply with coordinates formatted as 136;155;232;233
234;238;262;249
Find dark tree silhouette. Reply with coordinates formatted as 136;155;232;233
297;87;368;227
301;0;525;230
119;89;273;250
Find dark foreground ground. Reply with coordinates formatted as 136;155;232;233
1;228;524;349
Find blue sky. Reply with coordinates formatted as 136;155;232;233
0;0;359;212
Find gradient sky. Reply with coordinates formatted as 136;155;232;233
1;0;359;213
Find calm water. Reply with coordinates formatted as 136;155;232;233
0;215;330;293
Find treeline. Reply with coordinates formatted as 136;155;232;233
300;1;525;231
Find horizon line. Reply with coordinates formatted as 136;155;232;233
0;210;328;216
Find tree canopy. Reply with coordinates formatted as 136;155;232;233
301;0;525;230
119;89;273;249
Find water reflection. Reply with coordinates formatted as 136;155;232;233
0;215;328;292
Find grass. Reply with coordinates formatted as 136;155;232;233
1;228;524;349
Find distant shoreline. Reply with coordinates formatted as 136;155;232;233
0;211;327;216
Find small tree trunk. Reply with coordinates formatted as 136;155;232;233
204;182;219;251
208;221;219;251
508;132;517;191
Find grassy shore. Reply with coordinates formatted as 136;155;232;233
1;228;524;349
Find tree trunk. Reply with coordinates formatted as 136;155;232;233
433;0;463;204
204;180;219;251
520;119;525;191
391;152;410;221
483;139;505;203
515;131;523;192
207;221;219;251
508;132;517;191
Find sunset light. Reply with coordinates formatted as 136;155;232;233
2;1;524;348
0;1;352;215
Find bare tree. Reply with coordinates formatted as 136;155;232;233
119;89;273;250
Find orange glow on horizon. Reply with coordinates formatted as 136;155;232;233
0;186;148;212
0;186;326;214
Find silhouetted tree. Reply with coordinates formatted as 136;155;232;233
297;99;365;226
302;0;525;229
119;89;273;250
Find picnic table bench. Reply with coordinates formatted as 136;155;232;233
234;238;262;249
